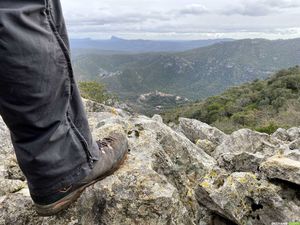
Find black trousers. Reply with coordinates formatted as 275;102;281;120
0;0;99;196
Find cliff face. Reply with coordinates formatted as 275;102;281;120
0;100;299;225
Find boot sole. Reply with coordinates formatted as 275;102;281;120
35;151;128;217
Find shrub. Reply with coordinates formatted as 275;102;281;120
79;81;115;104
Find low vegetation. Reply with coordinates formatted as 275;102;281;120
79;81;116;104
162;66;300;134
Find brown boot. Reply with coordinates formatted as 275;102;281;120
33;132;128;216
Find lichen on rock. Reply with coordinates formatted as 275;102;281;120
0;100;299;225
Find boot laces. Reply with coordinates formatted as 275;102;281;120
97;136;116;148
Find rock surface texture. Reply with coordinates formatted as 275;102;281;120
0;100;299;225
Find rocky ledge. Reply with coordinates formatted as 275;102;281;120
0;100;299;225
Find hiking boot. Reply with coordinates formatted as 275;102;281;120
32;132;128;216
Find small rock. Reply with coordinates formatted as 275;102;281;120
196;139;217;155
179;118;227;145
287;127;300;141
4;155;25;181
152;114;163;123
289;138;300;150
0;178;26;196
196;172;300;225
260;155;300;185
214;129;282;172
272;128;289;141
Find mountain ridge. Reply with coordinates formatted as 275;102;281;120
73;38;300;102
70;36;234;53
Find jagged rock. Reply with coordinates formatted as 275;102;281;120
0;110;217;225
0;178;26;196
0;101;299;225
152;114;163;123
260;155;300;185
3;155;25;181
179;118;227;148
287;127;300;141
214;129;283;172
272;128;290;141
285;149;300;161
0;117;13;161
196;172;300;225
196;139;217;155
289;138;300;150
272;127;300;142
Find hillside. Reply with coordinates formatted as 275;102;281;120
73;38;300;101
162;66;300;134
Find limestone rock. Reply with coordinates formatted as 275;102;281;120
260;155;300;185
0;116;13;161
287;127;300;141
285;149;300;161
0;178;26;196
196;172;300;225
3;155;25;181
272;128;290;141
179;118;227;147
152;114;163;123
0;113;217;225
289;138;300;150
0;102;299;225
196;139;217;155
214;129;282;172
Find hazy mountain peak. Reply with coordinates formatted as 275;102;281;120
110;36;124;41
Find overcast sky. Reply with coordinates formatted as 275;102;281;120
60;0;300;40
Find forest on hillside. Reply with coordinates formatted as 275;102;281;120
162;66;300;134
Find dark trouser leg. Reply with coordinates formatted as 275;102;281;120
0;0;99;197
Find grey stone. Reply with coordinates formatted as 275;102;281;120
0;101;299;225
196;172;300;225
287;127;300;141
289;138;300;150
260;155;300;185
0;111;217;225
214;129;282;172
152;114;163;123
272;128;289;141
179;118;227;146
0;178;26;196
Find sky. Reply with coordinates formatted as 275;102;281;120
60;0;300;40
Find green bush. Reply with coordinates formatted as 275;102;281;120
162;66;300;134
255;122;279;134
79;81;115;104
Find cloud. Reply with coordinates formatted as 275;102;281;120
265;0;300;8
221;0;300;16
176;4;209;16
60;0;300;40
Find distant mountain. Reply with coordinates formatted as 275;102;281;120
72;38;300;102
70;36;233;53
162;66;300;134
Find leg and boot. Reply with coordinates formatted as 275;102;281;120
0;0;128;216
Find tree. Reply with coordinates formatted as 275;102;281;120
79;81;115;104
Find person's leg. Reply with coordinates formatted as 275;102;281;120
0;0;99;197
46;0;100;163
0;0;128;216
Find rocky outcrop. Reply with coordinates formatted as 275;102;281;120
0;100;299;225
197;172;300;224
213;129;284;172
260;155;300;185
